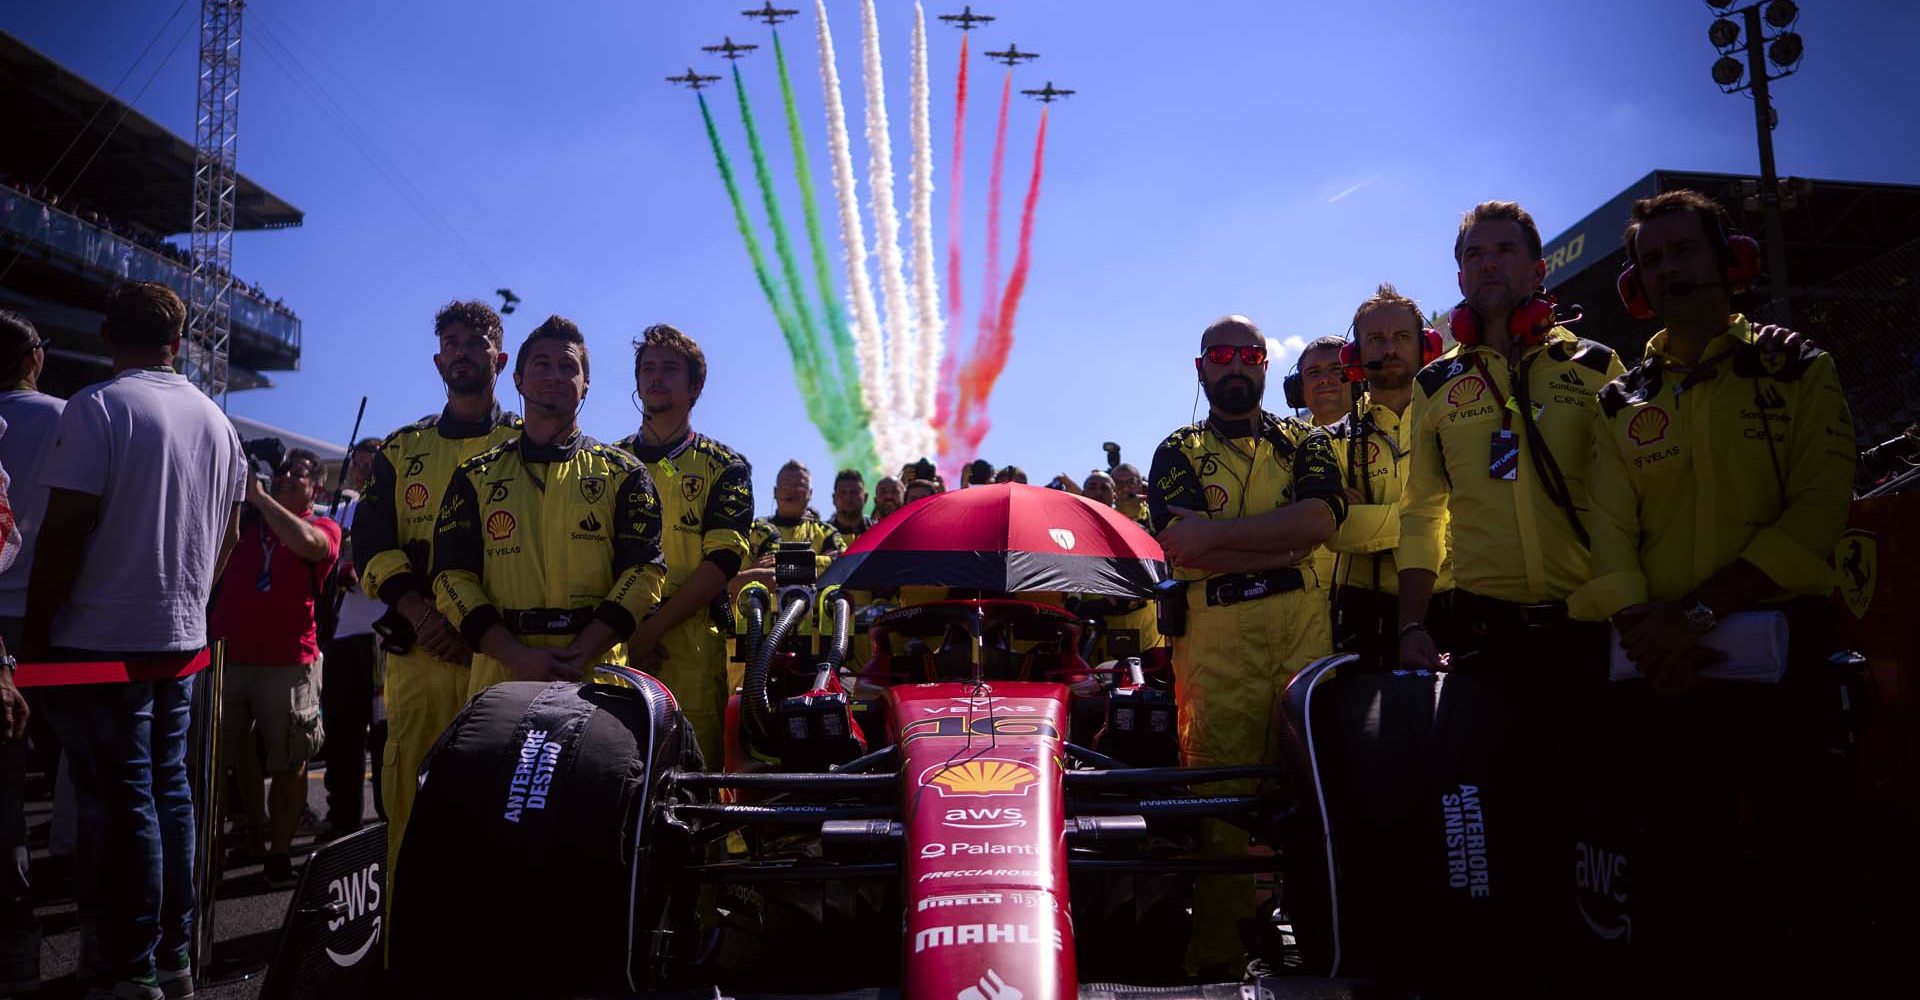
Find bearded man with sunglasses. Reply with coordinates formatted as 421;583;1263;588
1148;315;1347;978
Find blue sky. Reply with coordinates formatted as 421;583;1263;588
7;0;1917;507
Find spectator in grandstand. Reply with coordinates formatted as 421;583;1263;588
320;438;388;839
993;465;1028;485
827;469;873;547
872;475;906;520
24;281;248;999
904;479;939;505
0;310;60;992
964;459;995;488
208;448;340;887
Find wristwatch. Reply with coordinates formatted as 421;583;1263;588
0;654;15;674
1682;598;1718;634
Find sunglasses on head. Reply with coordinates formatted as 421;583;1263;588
1200;345;1267;366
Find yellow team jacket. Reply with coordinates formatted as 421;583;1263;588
749;515;846;575
356;405;522;608
1583;315;1856;618
430;434;666;665
1322;397;1454;595
1147;412;1349;584
614;431;754;607
1399;327;1625;615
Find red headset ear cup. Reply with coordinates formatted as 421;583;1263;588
1725;234;1762;291
1338;341;1365;383
1617;266;1655;321
1448;304;1480;345
1420;328;1444;365
1509;297;1556;343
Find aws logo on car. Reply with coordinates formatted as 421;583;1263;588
323;861;384;967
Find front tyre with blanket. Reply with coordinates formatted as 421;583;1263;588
390;666;699;996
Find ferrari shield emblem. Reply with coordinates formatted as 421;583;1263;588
681;474;705;503
579;475;606;504
1836;530;1876;620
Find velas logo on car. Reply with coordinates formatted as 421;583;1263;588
1627;406;1671;447
485;510;517;541
1048;528;1075;551
1446;376;1488;408
921;759;1039;797
403;483;429;510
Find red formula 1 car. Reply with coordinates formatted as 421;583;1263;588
389;485;1317;999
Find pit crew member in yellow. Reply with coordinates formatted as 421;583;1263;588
353;299;521;899
746;460;846;576
1585;193;1855;686
430;317;665;697
615;323;753;768
1148;315;1346;978
1396;204;1625;676
1321;284;1456;666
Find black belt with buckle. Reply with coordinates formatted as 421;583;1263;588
1455;591;1567;630
502;606;595;636
1204;568;1306;607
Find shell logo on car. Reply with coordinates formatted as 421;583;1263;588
922;759;1038;797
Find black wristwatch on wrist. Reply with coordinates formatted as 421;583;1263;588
1681;597;1718;634
0;654;16;675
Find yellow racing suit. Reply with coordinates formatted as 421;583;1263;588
1147;411;1347;973
615;431;754;768
430;433;666;695
749;514;846;574
354;404;520;907
1583;315;1856;616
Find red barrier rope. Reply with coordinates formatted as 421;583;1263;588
14;648;211;688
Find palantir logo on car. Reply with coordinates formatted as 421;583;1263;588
1047;528;1074;551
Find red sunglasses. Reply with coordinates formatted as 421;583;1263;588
1199;344;1268;366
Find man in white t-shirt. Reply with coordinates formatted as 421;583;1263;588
0;308;61;994
23;281;247;1000
319;438;388;839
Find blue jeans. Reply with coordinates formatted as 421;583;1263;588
42;667;197;982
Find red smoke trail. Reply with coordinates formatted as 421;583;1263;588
956;106;1048;458
942;72;1012;461
935;34;969;451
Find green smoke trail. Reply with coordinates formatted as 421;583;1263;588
697;93;832;436
773;31;867;430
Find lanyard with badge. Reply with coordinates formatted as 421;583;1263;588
1473;354;1528;481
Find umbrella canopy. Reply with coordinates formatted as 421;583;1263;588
819;483;1167;599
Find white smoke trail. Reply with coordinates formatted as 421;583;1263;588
861;0;917;468
814;0;892;463
907;2;942;459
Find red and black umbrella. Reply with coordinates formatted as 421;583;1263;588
819;483;1166;598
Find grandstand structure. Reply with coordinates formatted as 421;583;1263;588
0;28;302;398
1538;168;1920;447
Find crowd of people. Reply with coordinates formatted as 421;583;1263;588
2;175;293;317
0;186;1865;998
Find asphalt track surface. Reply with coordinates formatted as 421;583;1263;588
24;760;366;1000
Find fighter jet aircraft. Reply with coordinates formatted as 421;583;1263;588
938;6;994;31
984;42;1039;66
667;67;723;90
702;36;758;60
742;3;798;26
1021;81;1075;103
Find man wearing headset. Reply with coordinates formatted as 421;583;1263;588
1395;201;1627;976
430;317;666;697
1320;284;1455;665
1582;190;1854;982
1149;315;1347;978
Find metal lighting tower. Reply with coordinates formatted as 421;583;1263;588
188;0;244;403
1706;0;1805;320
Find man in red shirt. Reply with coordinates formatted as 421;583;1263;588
209;448;341;886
